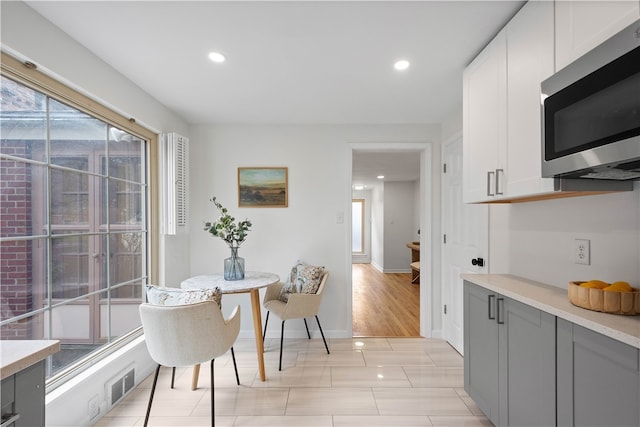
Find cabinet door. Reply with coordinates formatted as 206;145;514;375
498;297;556;427
557;319;640;427
556;0;640;71
462;30;507;203
505;0;556;199
463;281;499;424
14;361;45;427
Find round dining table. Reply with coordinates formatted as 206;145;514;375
181;271;279;382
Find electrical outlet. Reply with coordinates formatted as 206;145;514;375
574;239;590;265
88;395;100;420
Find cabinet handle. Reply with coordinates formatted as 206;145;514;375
1;413;20;427
495;169;504;195
488;294;495;319
497;297;505;324
486;171;495;196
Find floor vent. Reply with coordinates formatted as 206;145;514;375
107;366;135;408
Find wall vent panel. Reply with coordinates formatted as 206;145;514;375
160;132;189;235
106;365;136;409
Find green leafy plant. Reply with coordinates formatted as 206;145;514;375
204;197;252;248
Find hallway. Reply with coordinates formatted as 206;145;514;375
352;263;420;337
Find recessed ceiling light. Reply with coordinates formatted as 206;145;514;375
394;60;410;71
208;51;226;63
354;185;365;191
377;175;385;179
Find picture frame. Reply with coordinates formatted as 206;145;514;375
238;167;288;207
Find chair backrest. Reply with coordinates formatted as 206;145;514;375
281;271;329;319
139;301;240;367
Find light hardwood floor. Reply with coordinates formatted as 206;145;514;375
352;263;420;337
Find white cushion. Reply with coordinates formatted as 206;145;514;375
145;285;222;307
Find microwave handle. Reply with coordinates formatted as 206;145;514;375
486;171;495;196
495;168;504;195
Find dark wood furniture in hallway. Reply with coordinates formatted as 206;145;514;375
352;263;420;337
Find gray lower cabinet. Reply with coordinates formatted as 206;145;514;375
1;361;45;427
557;318;640;427
464;280;556;427
464;281;500;423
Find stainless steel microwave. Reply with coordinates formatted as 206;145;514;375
541;19;640;180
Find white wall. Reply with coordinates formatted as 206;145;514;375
490;188;640;287
371;185;385;270
187;124;440;338
383;181;417;272
413;180;421;242
441;106;463;143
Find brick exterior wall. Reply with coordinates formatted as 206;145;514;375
0;146;34;339
1;76;42;339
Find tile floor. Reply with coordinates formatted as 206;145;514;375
95;337;492;426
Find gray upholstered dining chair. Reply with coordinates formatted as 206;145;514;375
262;269;330;370
139;299;240;427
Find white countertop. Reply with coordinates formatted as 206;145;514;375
0;340;60;380
461;274;640;349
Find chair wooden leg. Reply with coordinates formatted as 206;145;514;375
263;311;269;343
191;364;201;390
230;347;240;385
171;366;176;388
303;318;311;339
210;359;215;427
279;320;285;371
144;365;161;427
316;315;330;354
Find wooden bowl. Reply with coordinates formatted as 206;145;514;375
568;281;640;315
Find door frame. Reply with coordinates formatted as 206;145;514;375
347;141;434;338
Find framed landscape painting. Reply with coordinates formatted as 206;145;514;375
238;167;288;207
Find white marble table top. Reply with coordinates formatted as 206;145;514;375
181;271;280;293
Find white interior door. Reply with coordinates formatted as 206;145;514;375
442;134;488;355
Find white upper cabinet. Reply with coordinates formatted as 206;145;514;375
556;0;640;71
463;1;554;203
463;30;507;203
505;0;555;199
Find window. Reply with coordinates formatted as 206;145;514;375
0;54;157;385
352;199;365;253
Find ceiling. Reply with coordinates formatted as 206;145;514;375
23;0;525;186
352;150;422;189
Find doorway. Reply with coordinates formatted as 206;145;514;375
349;143;432;338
